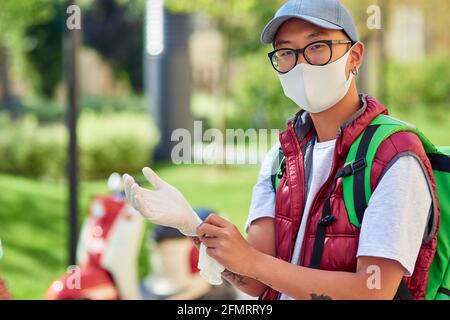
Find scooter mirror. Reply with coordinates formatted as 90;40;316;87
108;172;124;193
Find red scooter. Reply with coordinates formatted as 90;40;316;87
46;173;236;300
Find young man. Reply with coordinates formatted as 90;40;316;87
195;0;438;300
125;0;439;300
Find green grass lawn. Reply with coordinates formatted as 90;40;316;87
0;164;259;299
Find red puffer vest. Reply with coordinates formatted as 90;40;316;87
261;95;439;300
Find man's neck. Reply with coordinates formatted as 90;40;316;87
309;83;362;142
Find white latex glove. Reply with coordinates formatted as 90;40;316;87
198;244;225;285
122;167;225;284
123;167;201;236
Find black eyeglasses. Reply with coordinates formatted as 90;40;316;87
268;40;353;73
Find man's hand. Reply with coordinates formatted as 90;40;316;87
197;214;257;276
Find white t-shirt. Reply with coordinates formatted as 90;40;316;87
246;138;432;300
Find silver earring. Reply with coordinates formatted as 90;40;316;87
352;67;359;76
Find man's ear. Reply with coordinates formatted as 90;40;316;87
350;42;365;71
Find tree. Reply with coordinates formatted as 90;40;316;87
82;0;144;92
0;0;56;109
24;2;65;98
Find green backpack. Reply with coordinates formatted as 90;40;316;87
272;114;450;300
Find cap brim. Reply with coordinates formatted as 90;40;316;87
261;14;343;45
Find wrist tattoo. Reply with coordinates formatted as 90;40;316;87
222;269;246;286
310;293;332;300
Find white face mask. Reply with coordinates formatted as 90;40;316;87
278;46;355;114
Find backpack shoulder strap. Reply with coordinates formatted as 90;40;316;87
271;146;285;192
341;114;436;228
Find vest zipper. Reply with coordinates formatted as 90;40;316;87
286;124;307;263
298;133;343;267
274;123;309;301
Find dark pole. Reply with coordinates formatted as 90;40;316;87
145;5;193;161
66;0;79;266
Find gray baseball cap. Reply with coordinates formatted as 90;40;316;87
261;0;359;45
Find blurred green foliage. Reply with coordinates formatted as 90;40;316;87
0;0;54;45
78;112;158;179
0;0;145;98
23;2;64;98
23;95;147;123
386;55;450;118
0;115;65;178
0;112;158;179
0;0;58;100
